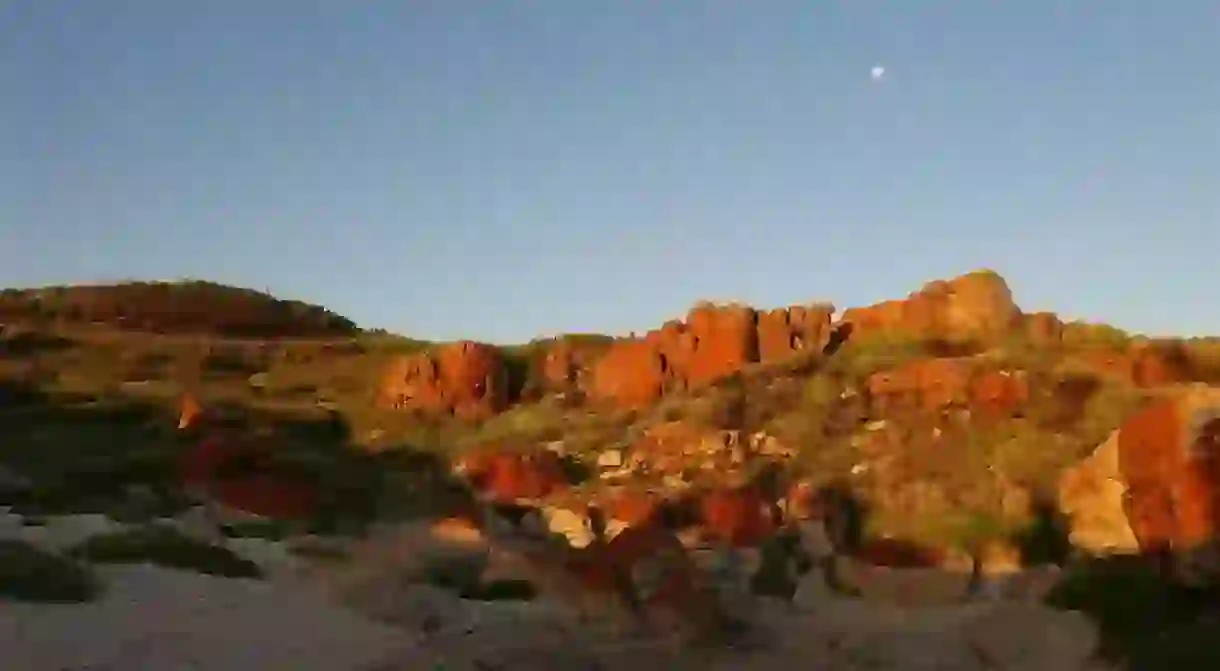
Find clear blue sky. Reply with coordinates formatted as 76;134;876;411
3;1;1217;343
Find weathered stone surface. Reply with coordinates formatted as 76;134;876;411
455;448;570;505
866;358;973;414
697;486;777;548
1115;386;1220;584
841;270;1021;345
624;421;754;482
1058;430;1141;555
682;304;760;388
756;304;834;363
1077;344;1188;389
1022;311;1063;345
970;370;1030;419
590;302;833;407
588;340;669;408
531;336;610;397
377;341;507;420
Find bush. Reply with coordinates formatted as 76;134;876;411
1062;322;1132;350
0;540;102;603
68;526;263;579
826;334;928;382
1045;556;1220;667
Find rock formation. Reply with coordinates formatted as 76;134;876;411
376;341;508;420
1058;429;1141;555
840;270;1021;346
589;302;832;408
1116;385;1220;585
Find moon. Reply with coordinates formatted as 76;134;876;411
870;65;886;82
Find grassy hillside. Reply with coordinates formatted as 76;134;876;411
0;280;358;338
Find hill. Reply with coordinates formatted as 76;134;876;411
4;268;1220;666
0;280;357;339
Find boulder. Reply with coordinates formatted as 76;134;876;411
1116;386;1220;585
1058;429;1140;555
455;448;570;505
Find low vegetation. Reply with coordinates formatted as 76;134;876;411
0;539;102;603
1046;556;1220;668
68;526;264;579
3;277;1220;667
0;280;357;338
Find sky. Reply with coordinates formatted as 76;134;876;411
2;1;1217;343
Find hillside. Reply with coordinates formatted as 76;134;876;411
3;269;1220;668
0;280;358;338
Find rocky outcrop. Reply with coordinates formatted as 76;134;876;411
675;304;760;388
840;270;1021;346
1077;345;1187;388
697;486;777;548
1022;311;1064;345
1114;386;1220;585
971;370;1031;419
1058;430;1141;555
867;358;973;414
377;341;507;420
589;302;833;408
757;304;835;363
454;447;570;505
865;359;1029;418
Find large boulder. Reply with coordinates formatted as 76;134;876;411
377;341;507;420
1115;386;1220;585
454;448;570;505
1058;429;1141;555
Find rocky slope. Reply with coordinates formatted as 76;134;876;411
3;268;1220;669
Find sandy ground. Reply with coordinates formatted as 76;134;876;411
1;564;408;670
2;512;1114;671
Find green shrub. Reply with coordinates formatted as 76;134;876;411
69;526;263;579
826;334;927;382
1062;322;1132;350
0;540;102;603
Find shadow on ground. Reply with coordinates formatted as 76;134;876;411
0;380;466;535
